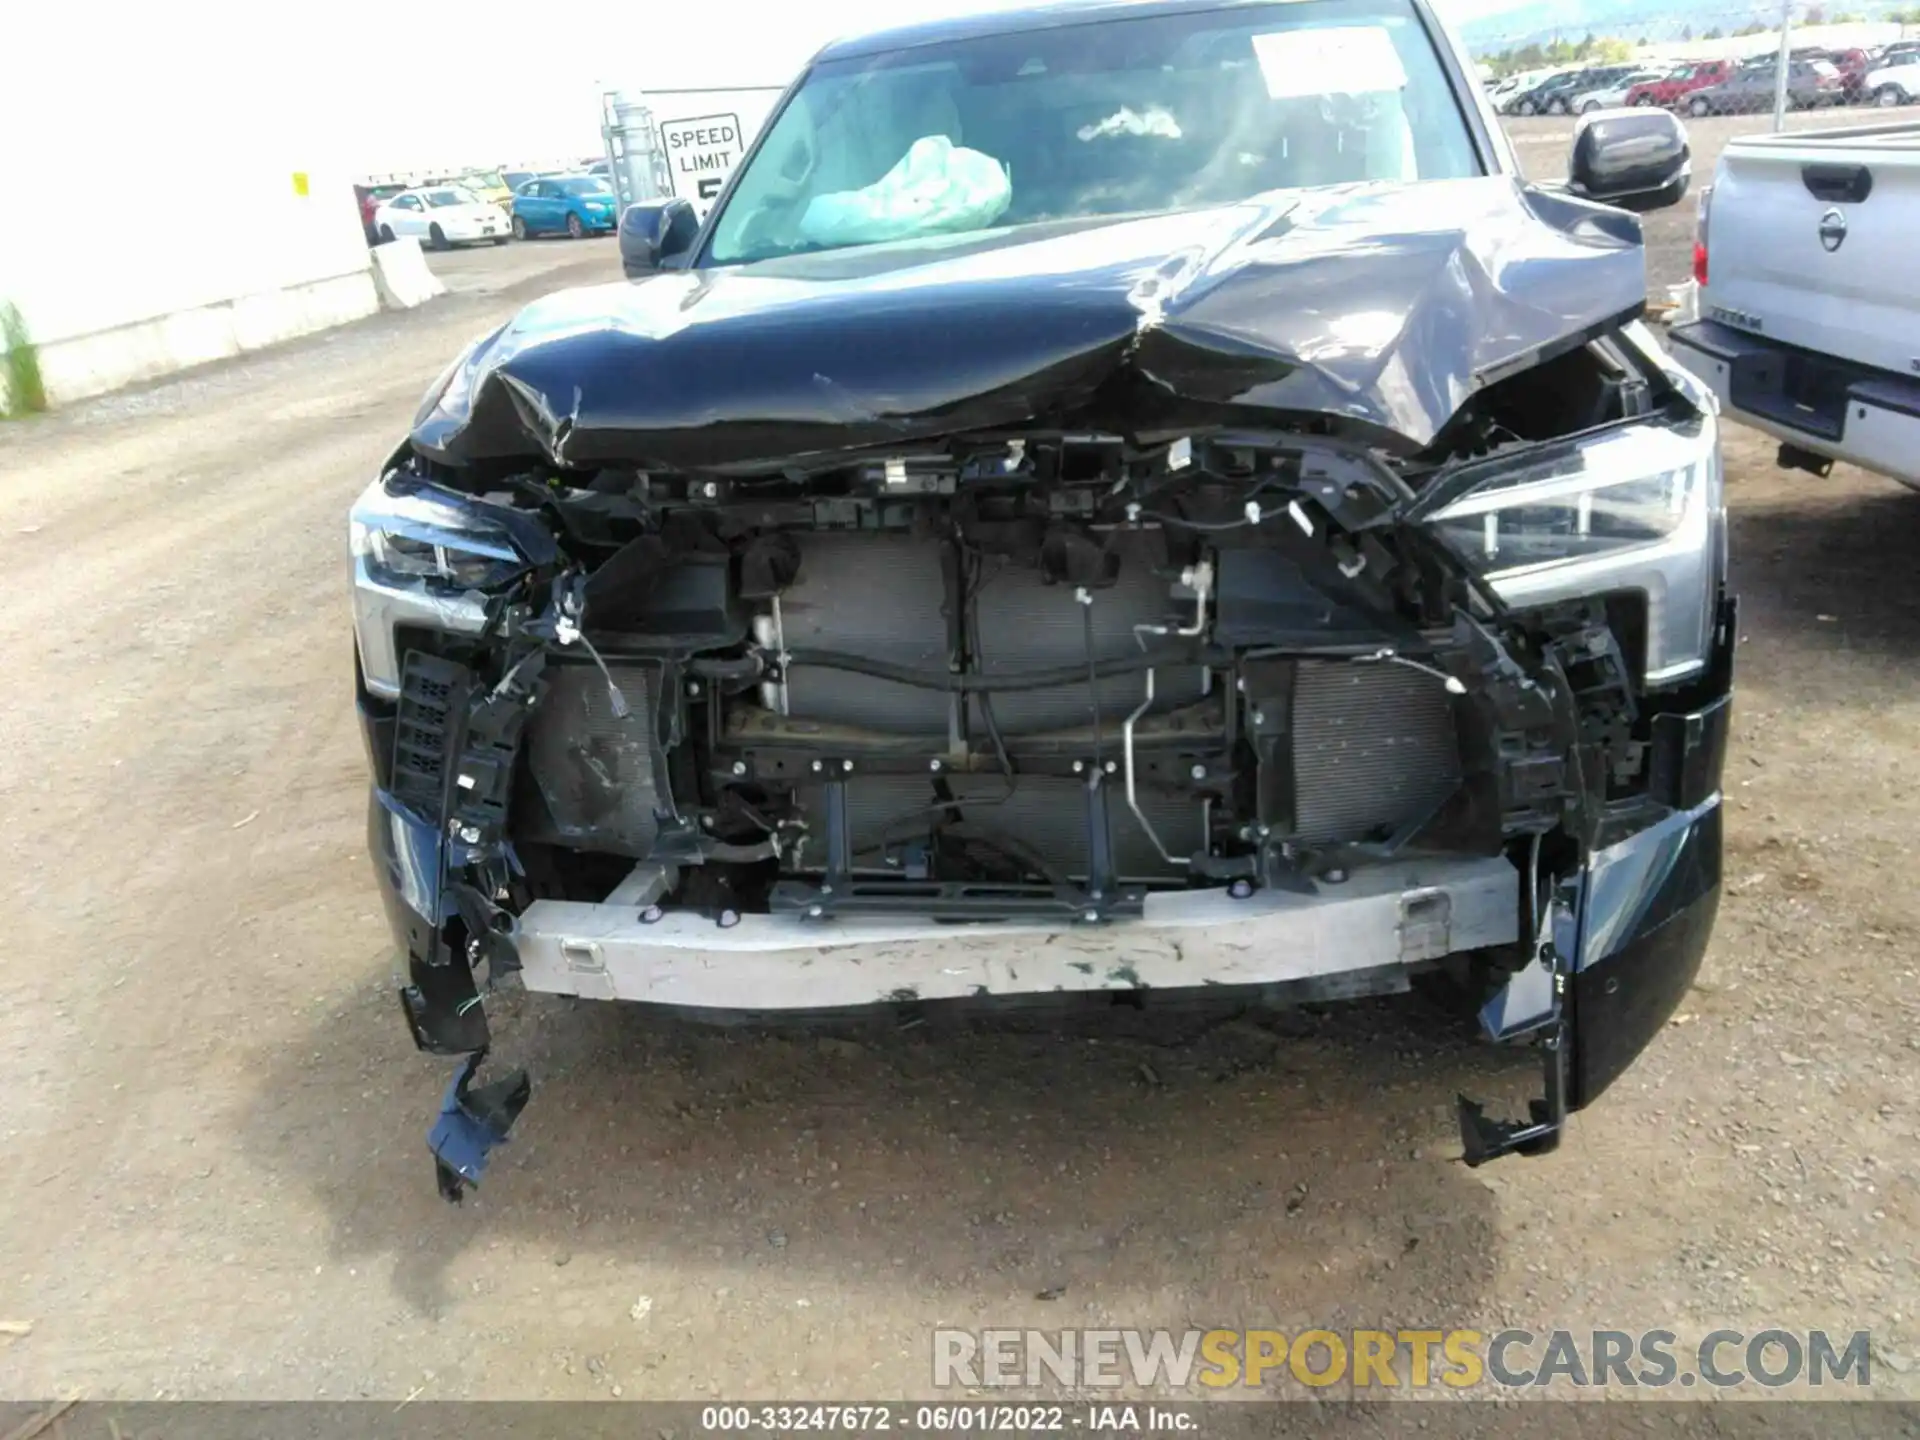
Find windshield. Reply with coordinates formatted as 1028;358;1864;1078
706;0;1480;266
462;171;506;189
560;177;613;196
425;188;477;208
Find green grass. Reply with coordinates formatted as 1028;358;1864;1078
1;301;47;418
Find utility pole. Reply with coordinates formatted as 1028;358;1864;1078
1771;0;1793;131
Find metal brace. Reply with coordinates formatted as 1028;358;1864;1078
1080;765;1117;922
1456;864;1573;1165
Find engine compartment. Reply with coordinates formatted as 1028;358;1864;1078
382;413;1662;937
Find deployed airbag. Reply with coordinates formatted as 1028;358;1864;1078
800;136;1012;248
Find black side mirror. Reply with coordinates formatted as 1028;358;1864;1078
1568;108;1691;213
619;196;700;275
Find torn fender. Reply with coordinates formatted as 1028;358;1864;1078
1467;603;1732;1158
429;1051;532;1202
410;176;1648;470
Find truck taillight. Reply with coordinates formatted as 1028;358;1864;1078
1693;184;1712;288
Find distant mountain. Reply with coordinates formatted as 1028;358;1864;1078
1456;0;1773;49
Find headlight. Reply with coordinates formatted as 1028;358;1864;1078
349;475;529;593
1429;415;1723;684
349;472;542;698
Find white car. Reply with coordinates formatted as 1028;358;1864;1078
1488;67;1554;107
1571;70;1664;114
372;186;512;250
1865;52;1920;107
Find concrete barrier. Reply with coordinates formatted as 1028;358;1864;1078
371;237;447;310
36;268;381;406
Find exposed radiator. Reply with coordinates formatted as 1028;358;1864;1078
968;553;1205;736
1290;661;1463;845
776;533;1201;738
777;533;951;734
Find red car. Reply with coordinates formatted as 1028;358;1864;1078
353;183;409;245
1627;59;1735;108
1819;48;1874;100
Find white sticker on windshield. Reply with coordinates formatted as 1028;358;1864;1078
1251;26;1408;99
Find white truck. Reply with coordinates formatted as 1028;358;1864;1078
1668;122;1920;490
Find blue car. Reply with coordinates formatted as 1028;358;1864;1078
509;175;619;239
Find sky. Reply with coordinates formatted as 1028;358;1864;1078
3;0;1520;178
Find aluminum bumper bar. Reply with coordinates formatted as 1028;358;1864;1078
514;856;1519;1010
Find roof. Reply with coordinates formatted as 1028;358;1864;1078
812;0;1322;63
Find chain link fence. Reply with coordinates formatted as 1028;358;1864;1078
1462;4;1920;128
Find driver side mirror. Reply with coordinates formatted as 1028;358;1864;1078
619;196;700;274
1568;108;1691;212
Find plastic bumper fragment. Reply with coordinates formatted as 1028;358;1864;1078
427;1051;531;1203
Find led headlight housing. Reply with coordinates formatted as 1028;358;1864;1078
1429;414;1723;684
348;473;539;698
350;480;528;592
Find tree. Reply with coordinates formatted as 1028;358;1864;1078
1702;25;1724;37
1804;4;1825;23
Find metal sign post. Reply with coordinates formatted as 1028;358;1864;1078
1771;0;1793;131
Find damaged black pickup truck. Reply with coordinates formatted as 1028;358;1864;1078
351;0;1732;1198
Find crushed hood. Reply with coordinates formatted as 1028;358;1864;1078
411;176;1648;469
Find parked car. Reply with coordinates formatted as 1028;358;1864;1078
1571;69;1665;113
353;182;408;245
1626;59;1736;108
502;169;546;193
1671;121;1920;491
453;170;515;210
1487;68;1553;108
1502;67;1584;114
1509;65;1638;115
1866;51;1920;106
371;186;511;249
1686;59;1843;114
1817;47;1876;101
510;174;620;239
353;0;1723;1198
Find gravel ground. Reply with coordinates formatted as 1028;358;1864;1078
0;159;1916;1415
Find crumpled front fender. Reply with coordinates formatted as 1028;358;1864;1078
1569;795;1723;1108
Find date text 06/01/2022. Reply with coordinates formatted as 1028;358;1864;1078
698;1404;1199;1432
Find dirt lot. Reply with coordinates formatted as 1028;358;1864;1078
1;183;1917;1412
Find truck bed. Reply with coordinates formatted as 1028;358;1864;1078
1698;122;1920;383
